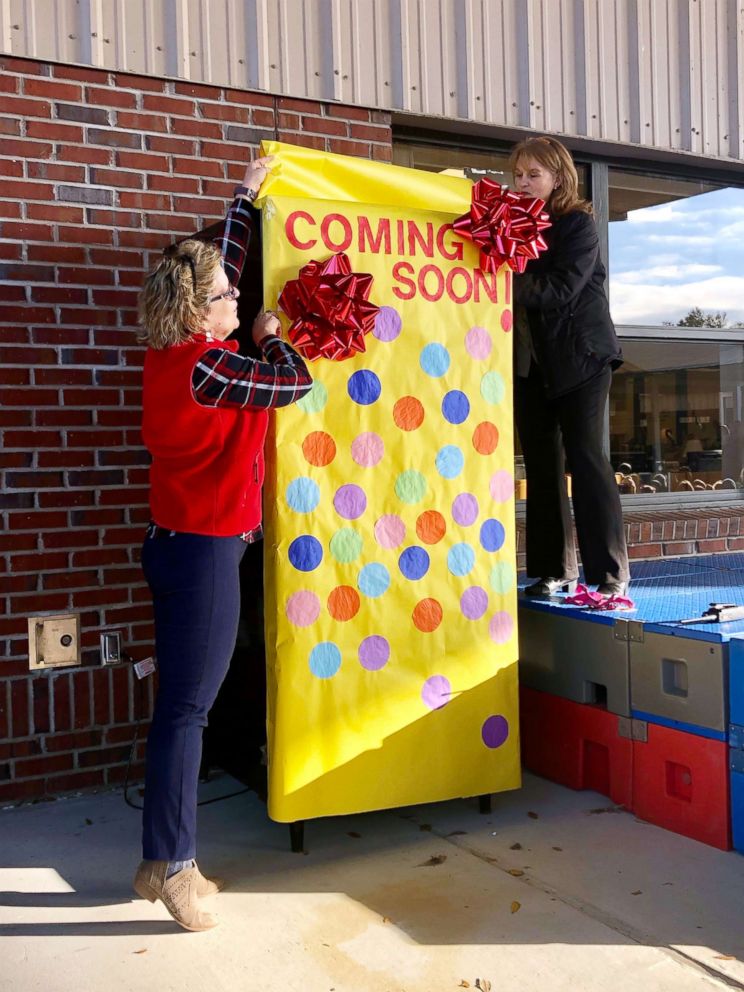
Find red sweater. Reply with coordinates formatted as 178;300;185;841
142;335;268;537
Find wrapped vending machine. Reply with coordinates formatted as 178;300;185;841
257;141;520;823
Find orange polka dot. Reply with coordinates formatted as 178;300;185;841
473;421;499;455
393;396;424;431
416;510;447;545
412;598;443;632
302;431;336;466
327;585;360;622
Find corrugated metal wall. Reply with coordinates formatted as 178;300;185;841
1;0;743;161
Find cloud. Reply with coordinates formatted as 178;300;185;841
613;263;723;284
610;275;744;325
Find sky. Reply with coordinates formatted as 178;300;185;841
608;186;744;327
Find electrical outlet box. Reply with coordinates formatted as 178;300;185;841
28;614;81;671
99;631;123;666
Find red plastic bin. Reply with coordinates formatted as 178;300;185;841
632;722;731;850
520;685;633;808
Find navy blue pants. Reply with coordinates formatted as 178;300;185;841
140;528;247;861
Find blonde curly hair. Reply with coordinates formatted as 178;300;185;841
138;239;223;350
509;135;592;217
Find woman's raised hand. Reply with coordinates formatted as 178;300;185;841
242;155;274;193
252;309;281;346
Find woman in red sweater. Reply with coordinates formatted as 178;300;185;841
133;157;312;931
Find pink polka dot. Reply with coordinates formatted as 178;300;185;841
465;326;492;360
286;591;321;627
374;514;406;549
421;675;451;710
489;611;514;643
351;432;384;467
461;586;489;620
490;469;514;503
500;309;513;332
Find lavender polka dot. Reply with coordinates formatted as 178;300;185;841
452;493;479;527
334;484;367;520
482;715;509;749
465;326;492;360
374;514;406;549
460;586;489;620
358;635;390;671
489;611;514;643
490;469;514;503
421;675;451;710
351;432;384;467
373;306;402;342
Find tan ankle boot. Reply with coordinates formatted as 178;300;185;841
133;861;218;931
195;863;225;898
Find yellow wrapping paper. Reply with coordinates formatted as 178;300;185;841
259;141;520;822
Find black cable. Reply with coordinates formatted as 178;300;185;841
121;652;251;811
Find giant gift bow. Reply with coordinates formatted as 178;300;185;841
278;252;379;361
453;177;551;274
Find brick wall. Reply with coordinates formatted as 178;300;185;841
0;54;392;804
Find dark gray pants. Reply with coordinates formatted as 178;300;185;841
515;365;628;586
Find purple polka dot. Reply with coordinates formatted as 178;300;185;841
490;469;514;503
482;715;509;749
351;432;384;467
373;306;402;342
452;493;479;526
489;611;514;643
358;635;390;671
465;326;492;360
460;586;489;620
334;484;367;520
374;515;406;549
422;675;451;710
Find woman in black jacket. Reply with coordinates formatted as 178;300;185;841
511;135;629;597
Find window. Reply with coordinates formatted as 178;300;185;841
608;171;744;328
610;339;744;496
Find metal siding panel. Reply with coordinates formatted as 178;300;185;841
583;0;602;138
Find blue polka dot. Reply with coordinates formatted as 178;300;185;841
420;343;450;378
442;390;470;425
286;477;320;513
480;518;506;552
348;370;381;405
398;546;430;581
288;535;323;572
358;563;390;598
309;642;342;679
448;542;476;577
436;445;464;479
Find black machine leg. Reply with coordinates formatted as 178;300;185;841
478;794;492;814
289;821;305;853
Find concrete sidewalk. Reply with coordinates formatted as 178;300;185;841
2;771;743;992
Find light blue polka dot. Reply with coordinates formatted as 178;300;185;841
286;477;320;513
309;642;342;679
358;562;390;598
448;542;476;577
420;343;450;378
436;445;464;479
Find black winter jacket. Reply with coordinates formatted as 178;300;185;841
514;209;622;399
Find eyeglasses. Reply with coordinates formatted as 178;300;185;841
209;284;239;303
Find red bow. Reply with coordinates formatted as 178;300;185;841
278;253;379;361
453;177;551;274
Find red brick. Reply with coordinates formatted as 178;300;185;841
115;111;169;132
89;167;145;188
2;179;55;201
113;73;166;92
44;729;102;752
2;95;53;118
115;150;169;172
1;137;54;158
38;450;95;469
78;744;130;768
727;537;744;550
0;779;46;803
72;670;92;729
224;89;274;108
85;209;142;228
328;104;370;121
302;115;347;136
57;224;114;244
72;548;130;567
146;174;200;194
52;672;72;733
696;538;727;553
43;569;99;590
54;64;109;84
278;96;323;114
111;666;131;723
278;112;300;129
86;86;138;108
350;122;392;141
27;120;83;141
0;74;19;93
628;543;662;558
56;144;112;165
46;768;105;792
10;680;30;738
0;159;23;176
175;81;222;99
28;161;86;182
371;144;393;162
277;131;325;150
662;541;695;555
327;138;372;156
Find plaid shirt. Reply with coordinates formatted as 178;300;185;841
192;195;313;541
